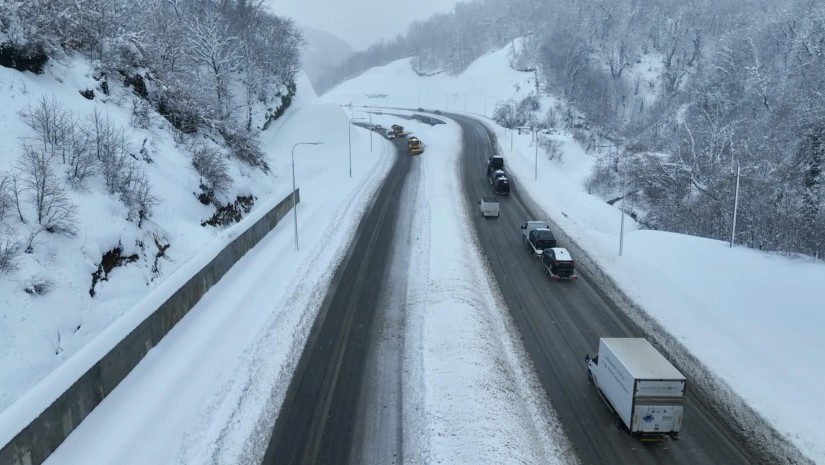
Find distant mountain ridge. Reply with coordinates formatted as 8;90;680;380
300;26;353;94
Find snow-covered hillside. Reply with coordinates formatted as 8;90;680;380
323;43;825;464
0;57;311;413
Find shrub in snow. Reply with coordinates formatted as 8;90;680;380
201;195;254;227
24;276;55;296
263;81;297;130
20;96;97;188
0;231;20;274
154;96;200;135
493;95;541;129
64;123;97;188
123;74;147;98
192;147;232;204
0;173;12;220
17;145;77;235
539;136;564;162
120;170;158;229
21;95;67;156
220;125;268;171
85;109;158;227
130;99;153;129
89;245;139;297
0;42;48;74
584;156;618;196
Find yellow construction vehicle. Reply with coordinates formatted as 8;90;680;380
391;124;404;137
408;136;423;155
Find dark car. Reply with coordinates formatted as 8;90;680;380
541;247;577;280
493;177;511;195
434;110;442;115
489;169;506;185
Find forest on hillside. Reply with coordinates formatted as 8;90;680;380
0;0;302;271
323;0;825;258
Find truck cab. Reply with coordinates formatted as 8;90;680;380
391;124;404;137
408;136;423;155
486;155;504;174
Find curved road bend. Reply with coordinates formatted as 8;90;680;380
262;136;413;465
451;113;763;465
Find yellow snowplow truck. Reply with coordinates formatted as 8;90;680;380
391;124;404;137
408;137;423;155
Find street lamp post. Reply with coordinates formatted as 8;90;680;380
534;127;539;181
348;116;366;178
292;141;323;251
730;161;741;248
619;161;626;256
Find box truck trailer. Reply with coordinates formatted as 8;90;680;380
585;338;686;439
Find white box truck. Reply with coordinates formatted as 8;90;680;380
585;338;686;439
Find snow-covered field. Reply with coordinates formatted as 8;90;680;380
323;43;825;464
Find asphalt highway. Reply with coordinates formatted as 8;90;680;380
261;136;412;465
262;113;776;465
452;112;766;465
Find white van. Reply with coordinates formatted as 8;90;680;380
478;197;500;218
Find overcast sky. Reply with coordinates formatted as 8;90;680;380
266;0;463;51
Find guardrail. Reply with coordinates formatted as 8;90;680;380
0;189;300;465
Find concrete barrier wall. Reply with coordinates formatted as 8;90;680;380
0;190;299;465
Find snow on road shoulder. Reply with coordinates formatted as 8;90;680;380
167;126;396;465
402;118;575;464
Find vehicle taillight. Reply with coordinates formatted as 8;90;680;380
553;260;559;266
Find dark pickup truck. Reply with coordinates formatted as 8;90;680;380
486;155;504;175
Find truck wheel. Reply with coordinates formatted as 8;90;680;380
587;370;593;384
